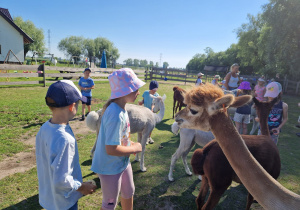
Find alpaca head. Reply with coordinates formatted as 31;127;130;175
152;94;166;113
175;84;252;131
253;97;278;121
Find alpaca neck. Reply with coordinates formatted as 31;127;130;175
209;111;300;209
155;101;165;124
259;114;270;136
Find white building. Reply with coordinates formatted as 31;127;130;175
0;8;33;63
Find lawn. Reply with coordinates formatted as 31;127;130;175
0;81;299;209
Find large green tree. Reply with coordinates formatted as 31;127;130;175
94;37;119;67
58;36;84;63
13;17;46;58
83;38;95;66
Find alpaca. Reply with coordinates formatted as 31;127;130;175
87;95;166;172
175;83;300;210
168;122;214;182
173;86;186;118
190;97;281;210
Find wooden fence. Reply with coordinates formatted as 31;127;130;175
0;64;145;86
145;67;300;95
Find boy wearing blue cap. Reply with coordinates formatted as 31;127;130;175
139;80;159;144
36;80;96;210
78;68;95;121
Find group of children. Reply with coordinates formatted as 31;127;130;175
36;68;161;210
36;66;289;209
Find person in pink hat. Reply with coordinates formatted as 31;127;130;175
233;81;253;134
91;68;145;210
257;82;288;145
254;77;266;102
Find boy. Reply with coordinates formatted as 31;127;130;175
36;80;96;210
139;80;159;143
78;68;95;121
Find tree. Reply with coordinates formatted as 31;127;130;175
58;36;84;63
13;17;46;58
133;59;139;67
163;62;169;69
94;37;120;67
83;38;95;66
140;59;148;67
149;61;154;66
124;58;133;66
155;62;159;67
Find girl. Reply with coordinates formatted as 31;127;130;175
224;63;240;90
195;72;204;86
91;68;144;210
254;78;266;102
211;75;221;86
258;82;288;145
233;81;253;135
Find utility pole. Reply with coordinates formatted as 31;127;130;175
48;29;51;54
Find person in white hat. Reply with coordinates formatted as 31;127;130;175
195;72;204;86
257;82;288;145
91;68;145;210
211;75;221;86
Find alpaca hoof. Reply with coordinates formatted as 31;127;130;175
186;171;192;176
168;176;174;182
198;175;202;181
141;167;147;172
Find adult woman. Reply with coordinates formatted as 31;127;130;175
224;63;240;90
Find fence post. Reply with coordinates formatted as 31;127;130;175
185;70;187;85
296;81;300;95
42;64;46;87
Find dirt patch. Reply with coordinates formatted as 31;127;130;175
0;119;93;180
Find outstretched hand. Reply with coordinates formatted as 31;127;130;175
77;182;97;195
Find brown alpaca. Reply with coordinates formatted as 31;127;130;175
175;83;300;210
190;97;280;210
173;86;186;118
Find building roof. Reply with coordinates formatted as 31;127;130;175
0;8;34;44
203;65;229;72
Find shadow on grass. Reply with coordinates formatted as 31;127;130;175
155;119;173;131
3;194;43;210
23;122;44;129
81;159;92;166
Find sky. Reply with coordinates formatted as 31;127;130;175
2;0;269;68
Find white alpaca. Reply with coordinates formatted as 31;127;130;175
87;94;166;172
168;122;214;181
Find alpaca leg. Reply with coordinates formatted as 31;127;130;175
196;175;209;209
90;133;99;158
135;133;142;162
246;193;254;210
168;149;182;181
201;187;227;210
181;140;196;176
173;98;177;118
249;119;259;135
139;132;149;172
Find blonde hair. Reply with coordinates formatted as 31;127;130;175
101;99;115;116
230;63;239;72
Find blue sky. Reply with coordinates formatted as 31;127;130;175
2;0;269;68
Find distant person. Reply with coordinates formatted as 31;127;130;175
195;72;204;86
211;75;221;86
224;63;240;90
233;81;253;135
139;80;159;144
36;80;96;210
254;78;267;102
91;68;143;210
78;68;95;121
258;82;288;145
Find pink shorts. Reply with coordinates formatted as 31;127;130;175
98;163;134;210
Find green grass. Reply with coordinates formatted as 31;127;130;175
0;82;299;209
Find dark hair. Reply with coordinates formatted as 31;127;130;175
149;80;159;90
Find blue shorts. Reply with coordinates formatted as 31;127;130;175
82;96;92;106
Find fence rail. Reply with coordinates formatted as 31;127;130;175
0;64;145;86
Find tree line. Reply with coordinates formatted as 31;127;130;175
123;59;169;69
187;0;300;80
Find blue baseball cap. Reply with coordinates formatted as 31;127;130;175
46;80;87;107
84;68;91;72
149;80;159;90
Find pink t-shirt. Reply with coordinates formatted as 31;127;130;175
255;85;266;101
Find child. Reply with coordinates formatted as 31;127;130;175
233;81;253;135
211;75;220;86
258;82;288;145
78;68;95;121
91;68;143;210
36;80;96;210
139;80;159;143
254;78;266;102
195;72;204;86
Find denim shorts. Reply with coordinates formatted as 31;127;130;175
233;112;250;124
82;96;92;105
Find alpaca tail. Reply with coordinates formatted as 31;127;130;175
85;111;100;131
191;148;207;175
171;122;180;135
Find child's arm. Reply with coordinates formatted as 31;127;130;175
106;141;142;156
272;102;288;134
139;98;144;105
77;182;96;195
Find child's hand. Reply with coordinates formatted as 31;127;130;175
77;182;97;195
272;128;280;135
131;141;142;153
255;117;259;122
138;100;143;105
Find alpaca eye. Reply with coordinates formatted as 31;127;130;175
190;108;198;115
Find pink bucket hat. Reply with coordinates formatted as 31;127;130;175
108;68;146;99
264;82;282;98
238;81;251;90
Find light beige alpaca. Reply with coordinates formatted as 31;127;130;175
175;83;300;210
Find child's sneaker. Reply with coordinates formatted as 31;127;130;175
85;112;89;117
79;115;85;121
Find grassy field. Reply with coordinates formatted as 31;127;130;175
0;81;299;209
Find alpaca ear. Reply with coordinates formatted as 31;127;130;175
149;94;157;99
162;94;166;102
253;97;260;106
230;95;252;108
208;95;234;115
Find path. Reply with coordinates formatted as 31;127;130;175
0;119;93;180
